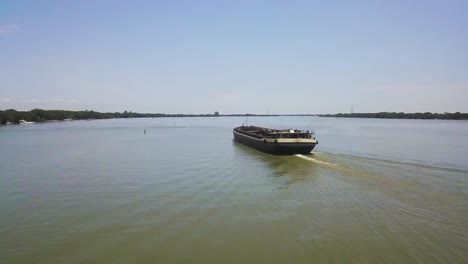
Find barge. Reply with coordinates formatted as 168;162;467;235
233;126;318;155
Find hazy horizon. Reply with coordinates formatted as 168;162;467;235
1;108;467;116
1;1;467;114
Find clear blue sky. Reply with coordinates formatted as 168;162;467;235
1;0;467;114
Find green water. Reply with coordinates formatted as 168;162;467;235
0;117;467;263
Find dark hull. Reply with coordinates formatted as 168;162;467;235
233;132;316;155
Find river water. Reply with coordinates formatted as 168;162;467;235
0;117;467;263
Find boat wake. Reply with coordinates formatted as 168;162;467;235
294;154;338;167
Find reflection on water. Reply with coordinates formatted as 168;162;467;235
0;117;467;263
232;141;321;187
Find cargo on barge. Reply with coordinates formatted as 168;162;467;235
233;126;318;155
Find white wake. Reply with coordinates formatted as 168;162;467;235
295;154;338;167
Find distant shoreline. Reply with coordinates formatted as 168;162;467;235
1;109;467;124
0;109;318;125
319;112;468;120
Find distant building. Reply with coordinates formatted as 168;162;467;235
214;111;219;116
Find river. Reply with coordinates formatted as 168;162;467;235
0;117;466;263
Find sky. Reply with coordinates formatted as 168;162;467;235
1;0;467;114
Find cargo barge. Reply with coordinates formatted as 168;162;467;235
233;126;318;155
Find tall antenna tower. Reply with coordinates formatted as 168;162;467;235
351;104;354;114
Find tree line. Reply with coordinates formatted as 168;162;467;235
2;109;466;124
0;109;285;124
319;112;468;120
0;109;224;124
